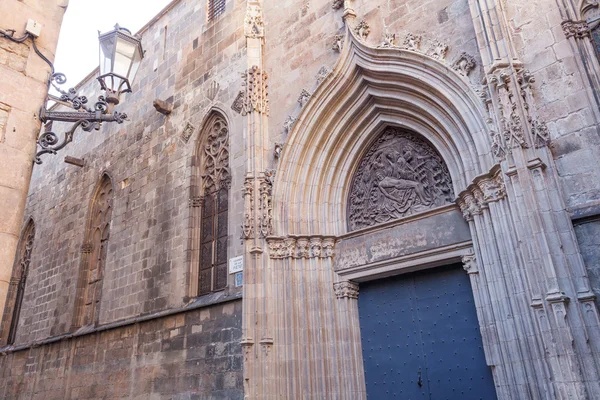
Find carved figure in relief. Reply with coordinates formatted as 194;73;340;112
348;128;454;231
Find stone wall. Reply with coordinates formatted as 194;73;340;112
0;299;243;400
12;0;247;344
0;0;66;328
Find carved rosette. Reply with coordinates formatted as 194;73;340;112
267;236;337;259
244;4;264;39
242;66;269;115
457;168;506;222
333;281;359;299
348;127;454;231
242;178;254;239
202;117;231;193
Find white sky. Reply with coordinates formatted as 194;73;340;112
53;0;172;87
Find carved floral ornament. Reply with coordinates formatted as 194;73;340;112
267;236;336;259
347;128;455;231
333;281;359;299
456;169;507;222
240;66;269;116
561;20;591;39
479;68;550;159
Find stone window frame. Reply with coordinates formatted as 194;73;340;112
71;173;114;330
0;218;35;345
188;112;231;297
207;0;226;22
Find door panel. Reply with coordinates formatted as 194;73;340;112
359;264;497;400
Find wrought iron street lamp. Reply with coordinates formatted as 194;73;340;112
36;25;144;164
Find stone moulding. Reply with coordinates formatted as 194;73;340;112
267;236;337;259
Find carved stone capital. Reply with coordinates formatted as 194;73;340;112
334;281;359;299
267;236;337;259
561;20;591;39
461;253;479;275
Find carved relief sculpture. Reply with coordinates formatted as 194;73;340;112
401;33;422;51
244;4;264;39
332;34;345;52
452;52;477;76
354;19;370;41
348;127;454;231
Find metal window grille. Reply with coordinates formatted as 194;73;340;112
208;0;226;21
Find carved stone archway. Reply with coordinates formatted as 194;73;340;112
250;25;600;400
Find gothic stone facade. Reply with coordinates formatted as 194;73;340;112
2;0;600;399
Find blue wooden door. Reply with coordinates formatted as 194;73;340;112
358;264;497;400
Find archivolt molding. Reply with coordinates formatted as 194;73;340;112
272;25;492;236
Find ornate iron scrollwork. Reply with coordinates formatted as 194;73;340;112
35;73;128;164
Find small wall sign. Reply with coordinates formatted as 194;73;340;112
235;272;243;287
229;255;243;274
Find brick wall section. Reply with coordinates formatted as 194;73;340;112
0;300;243;400
265;0;482;155
14;0;247;344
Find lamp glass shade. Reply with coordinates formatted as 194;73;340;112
98;25;144;94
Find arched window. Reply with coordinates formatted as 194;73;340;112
347;127;454;231
0;219;35;345
190;113;231;296
72;174;113;328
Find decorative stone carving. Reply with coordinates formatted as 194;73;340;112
316;66;331;85
562;20;591;39
181;122;195;143
461;253;479;275
347;127;455;231
267;236;337;259
402;33;422;51
258;172;273;238
231;91;245;114
207;81;219;100
188;196;202;208
354;19;370;41
242;66;269;115
202;116;231;193
378;32;397;48
297;89;311;107
244;4;264;38
332;34;344;52
331;0;344;9
531;118;550;148
452;52;477;76
457;167;506;222
242;177;254;239
333;281;359;299
425;38;448;60
283;116;296;134
274;143;283;159
80;243;93;253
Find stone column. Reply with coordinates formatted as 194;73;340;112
240;1;274;398
0;0;67;324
